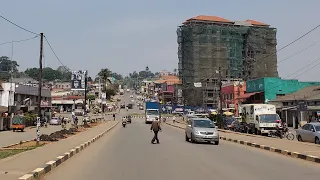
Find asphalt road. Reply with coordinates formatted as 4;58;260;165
44;95;320;180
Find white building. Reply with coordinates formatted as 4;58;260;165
0;82;15;108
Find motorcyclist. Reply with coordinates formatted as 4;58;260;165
122;116;127;123
275;120;283;138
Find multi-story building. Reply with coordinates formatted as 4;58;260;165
221;81;246;116
177;15;278;108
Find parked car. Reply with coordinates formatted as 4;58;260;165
296;122;320;144
50;117;61;125
139;106;144;110
185;118;219;145
120;104;126;109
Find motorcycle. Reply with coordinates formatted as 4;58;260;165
122;121;126;128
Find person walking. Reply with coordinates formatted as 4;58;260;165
150;117;161;144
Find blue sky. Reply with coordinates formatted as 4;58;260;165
1;0;320;81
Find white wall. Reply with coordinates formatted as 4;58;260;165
0;83;16;107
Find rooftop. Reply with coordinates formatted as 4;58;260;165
184;15;233;24
271;85;320;102
183;15;270;27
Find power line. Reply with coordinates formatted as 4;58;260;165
278;39;320;64
0;14;39;35
0;35;39;46
43;35;70;72
263;55;320;93
258;24;320;62
277;25;320;52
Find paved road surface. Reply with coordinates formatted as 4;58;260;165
45;116;320;180
0;125;68;147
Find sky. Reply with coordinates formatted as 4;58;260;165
1;0;320;81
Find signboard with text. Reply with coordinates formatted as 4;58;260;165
71;70;87;91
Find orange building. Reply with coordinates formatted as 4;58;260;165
221;82;246;116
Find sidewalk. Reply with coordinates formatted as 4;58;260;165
166;120;320;158
0;121;118;180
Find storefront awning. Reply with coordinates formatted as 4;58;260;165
238;92;261;99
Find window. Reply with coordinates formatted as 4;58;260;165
302;124;309;130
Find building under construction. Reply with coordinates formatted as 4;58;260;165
177;15;278;108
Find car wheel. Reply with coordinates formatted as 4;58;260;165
190;134;195;143
185;134;189;142
214;141;219;145
315;137;320;144
297;135;303;142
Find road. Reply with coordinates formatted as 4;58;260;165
44;93;320;180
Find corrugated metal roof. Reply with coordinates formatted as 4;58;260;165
271;85;320;102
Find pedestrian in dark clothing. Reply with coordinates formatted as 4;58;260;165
150;119;161;144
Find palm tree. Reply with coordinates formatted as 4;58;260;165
98;68;112;92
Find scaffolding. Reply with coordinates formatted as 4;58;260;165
178;20;278;108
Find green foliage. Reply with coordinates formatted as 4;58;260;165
112;72;123;80
0;56;19;81
24;66;71;82
24;112;38;126
87;94;96;101
98;68;112;81
104;88;116;100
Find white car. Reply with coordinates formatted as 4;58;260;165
130;95;133;98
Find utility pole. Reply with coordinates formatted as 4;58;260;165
218;67;223;116
38;33;44;117
84;71;88;115
37;33;44;145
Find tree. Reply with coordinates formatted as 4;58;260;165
24;68;39;80
87;94;96;101
111;72;123;80
0;56;19;72
87;76;93;82
43;67;62;81
104;88;116;100
98;68;112;82
56;66;72;82
0;56;20;81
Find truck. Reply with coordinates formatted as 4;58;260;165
145;101;160;124
240;104;280;135
119;89;124;95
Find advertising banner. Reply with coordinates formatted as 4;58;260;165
71;70;87;90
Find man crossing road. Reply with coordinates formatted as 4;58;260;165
150;117;161;144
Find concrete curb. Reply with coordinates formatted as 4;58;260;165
1;116;109;149
165;122;320;164
2;140;35;149
17;121;119;180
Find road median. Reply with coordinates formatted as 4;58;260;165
165;120;320;164
0;120;118;180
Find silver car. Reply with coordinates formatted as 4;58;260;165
296;122;320;144
185;118;219;145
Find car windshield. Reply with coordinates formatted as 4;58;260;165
315;125;320;132
259;114;280;123
194;120;215;128
146;110;159;115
